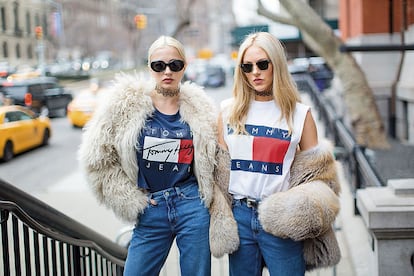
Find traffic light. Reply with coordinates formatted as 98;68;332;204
35;26;43;40
134;14;147;29
231;50;238;60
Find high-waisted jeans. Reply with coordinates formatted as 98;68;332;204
229;198;305;276
123;183;211;276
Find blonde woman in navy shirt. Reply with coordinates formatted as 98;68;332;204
79;36;237;275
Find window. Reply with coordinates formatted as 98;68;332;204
15;43;20;58
26;11;31;35
27;44;33;59
34;14;40;27
5;111;20;122
5;111;32;122
20;111;32;121
1;7;6;32
13;1;20;33
2;41;8;58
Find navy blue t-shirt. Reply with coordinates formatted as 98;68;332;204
136;109;197;192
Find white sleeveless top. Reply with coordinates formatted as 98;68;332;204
221;98;309;200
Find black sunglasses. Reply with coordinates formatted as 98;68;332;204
240;60;271;73
150;60;185;72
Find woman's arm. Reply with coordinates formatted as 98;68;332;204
299;110;318;151
78;106;148;223
217;111;228;150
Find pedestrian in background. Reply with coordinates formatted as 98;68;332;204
216;32;342;275
78;35;237;275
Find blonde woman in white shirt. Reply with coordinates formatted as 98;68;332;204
216;32;342;275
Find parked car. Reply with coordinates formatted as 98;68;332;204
184;61;226;88
0;105;51;162
195;65;226;88
67;82;110;128
288;57;334;92
0;76;73;117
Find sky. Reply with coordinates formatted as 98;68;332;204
232;0;299;40
233;0;280;25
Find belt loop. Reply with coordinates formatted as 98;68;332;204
244;198;260;208
174;185;181;196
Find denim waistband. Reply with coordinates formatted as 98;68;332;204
148;182;197;199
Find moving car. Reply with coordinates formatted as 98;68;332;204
0;76;73;117
0;105;51;162
67;83;110;128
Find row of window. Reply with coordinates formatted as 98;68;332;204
0;4;47;37
1;40;35;60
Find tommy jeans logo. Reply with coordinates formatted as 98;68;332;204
227;124;291;175
143;136;194;164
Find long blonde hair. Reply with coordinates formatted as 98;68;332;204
228;32;301;135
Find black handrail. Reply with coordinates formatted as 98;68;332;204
292;73;385;213
0;179;127;275
0;200;126;265
0;178;127;260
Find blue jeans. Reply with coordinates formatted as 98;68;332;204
123;183;211;276
229;199;305;276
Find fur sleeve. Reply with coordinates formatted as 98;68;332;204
258;139;341;241
209;145;239;257
77;78;149;223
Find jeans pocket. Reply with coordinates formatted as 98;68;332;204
178;184;200;200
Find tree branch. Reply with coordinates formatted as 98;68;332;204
171;20;190;37
171;0;196;37
257;0;296;26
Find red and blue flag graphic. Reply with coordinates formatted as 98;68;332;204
228;124;291;175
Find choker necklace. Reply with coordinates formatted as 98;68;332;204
155;85;180;97
254;90;273;97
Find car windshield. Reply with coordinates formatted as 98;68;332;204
0;86;27;97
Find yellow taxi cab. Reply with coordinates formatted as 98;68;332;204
0;105;52;162
67;80;109;128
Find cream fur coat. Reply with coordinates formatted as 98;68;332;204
78;73;239;254
214;139;342;270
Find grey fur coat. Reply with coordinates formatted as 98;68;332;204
214;139;342;270
78;73;239;254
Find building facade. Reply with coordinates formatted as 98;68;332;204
0;0;235;69
0;0;51;68
340;0;414;144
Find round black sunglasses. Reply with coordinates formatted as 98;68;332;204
150;60;185;72
240;60;271;73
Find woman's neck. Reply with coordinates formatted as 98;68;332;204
151;91;180;115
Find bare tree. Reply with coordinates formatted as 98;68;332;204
171;0;196;37
257;0;389;149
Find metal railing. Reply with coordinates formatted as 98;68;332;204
293;73;385;214
0;178;127;275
